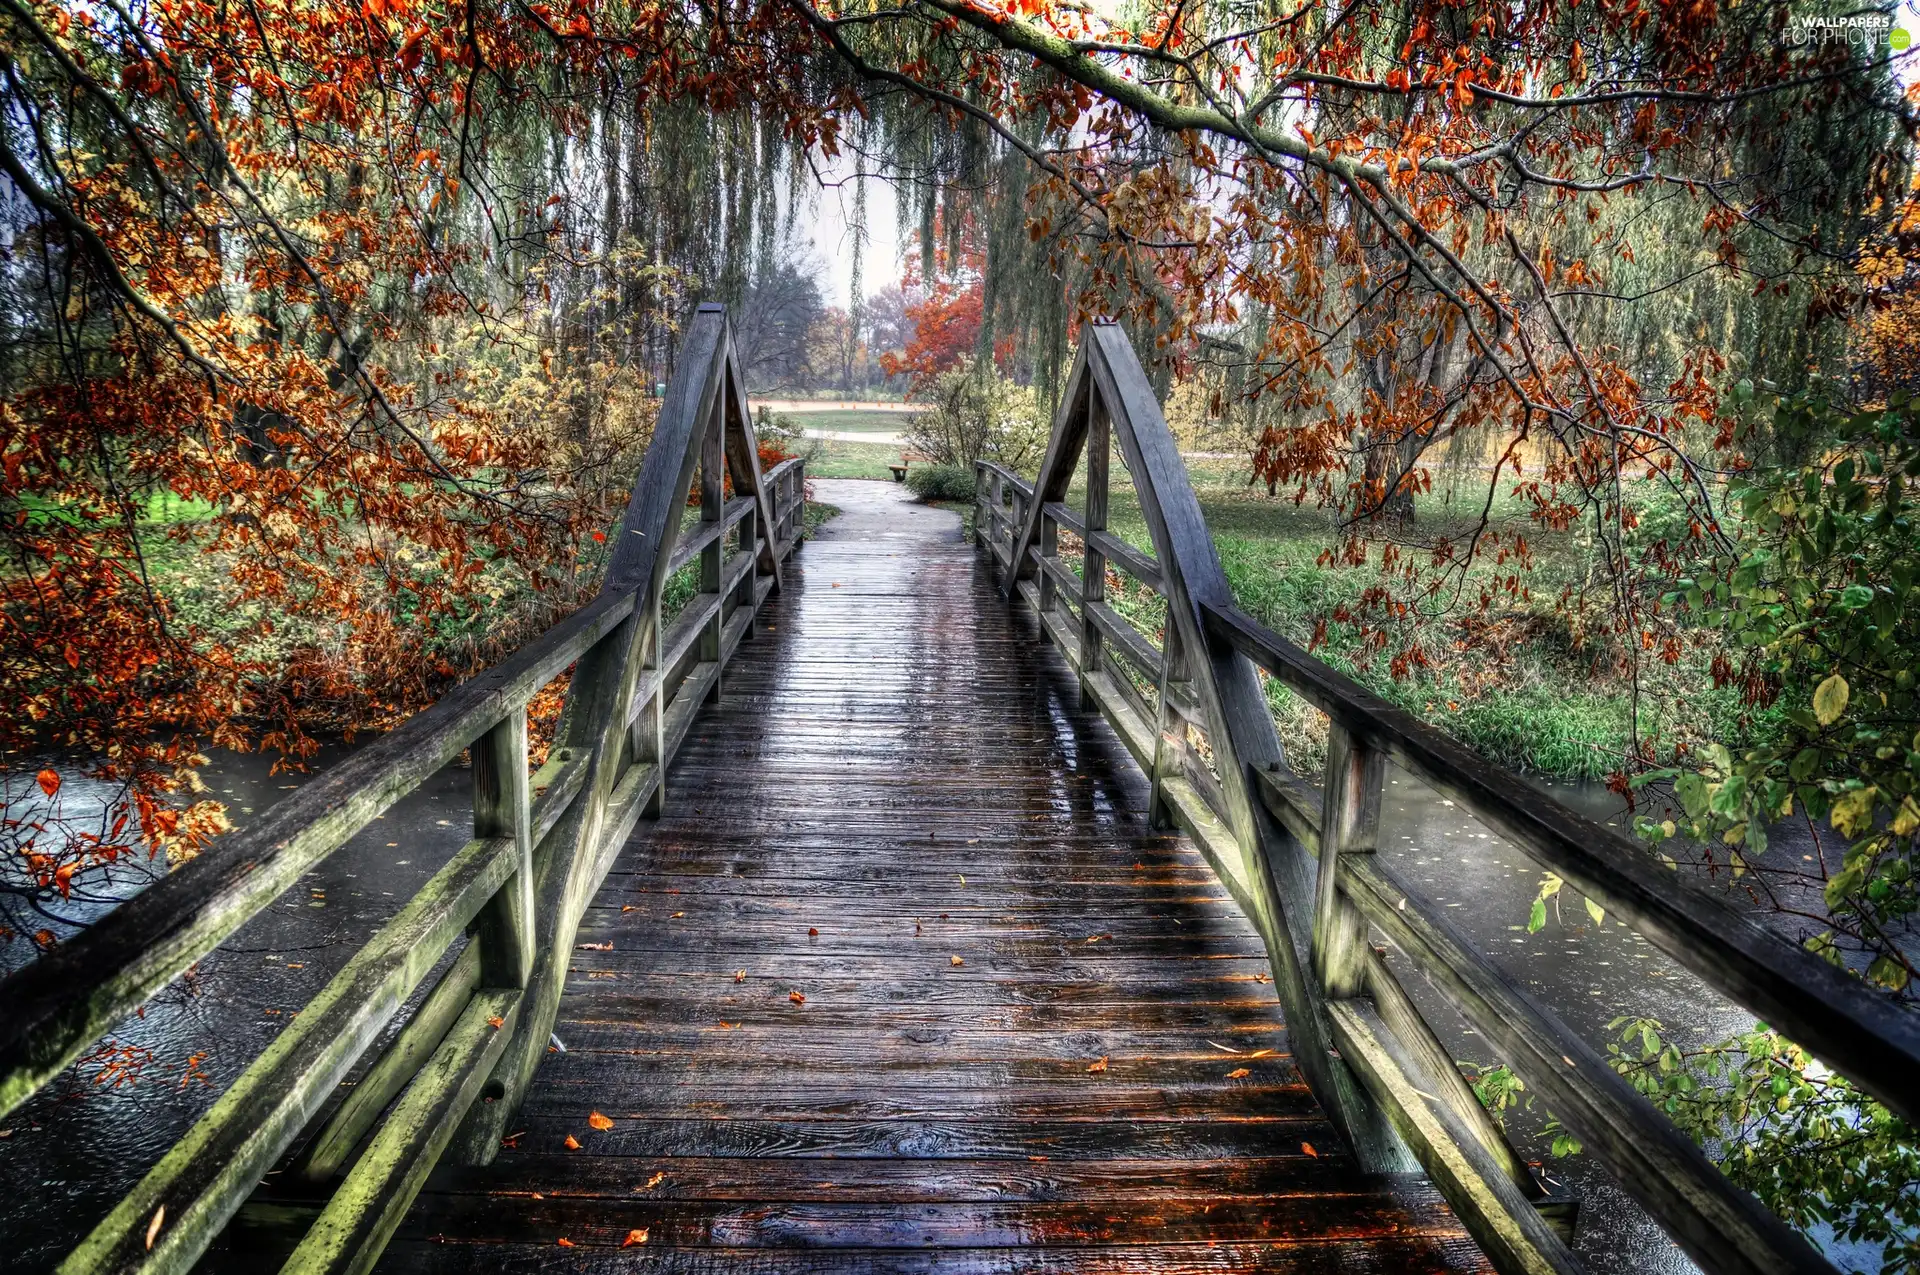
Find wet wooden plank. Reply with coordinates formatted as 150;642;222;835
382;483;1487;1272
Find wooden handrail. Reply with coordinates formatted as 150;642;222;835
1202;601;1920;1126
1;303;805;1275
971;321;1908;1275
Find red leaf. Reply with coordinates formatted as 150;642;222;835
36;769;59;798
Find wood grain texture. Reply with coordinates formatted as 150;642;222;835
380;481;1487;1273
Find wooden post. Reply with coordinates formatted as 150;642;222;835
1037;510;1058;613
1315;722;1381;999
633;586;665;818
1079;400;1110;707
470;707;533;989
733;416;759;635
699;402;724;704
974;464;987;549
1146;626;1188;831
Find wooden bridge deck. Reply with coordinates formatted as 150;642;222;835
381;480;1488;1273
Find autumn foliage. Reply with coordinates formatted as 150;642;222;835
1;0;1913;942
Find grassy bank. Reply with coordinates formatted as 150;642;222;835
1048;459;1759;781
802;438;904;480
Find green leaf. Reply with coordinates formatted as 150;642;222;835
1584;896;1606;927
1527;897;1547;934
1814;673;1850;726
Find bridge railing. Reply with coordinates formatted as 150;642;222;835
0;304;805;1275
974;322;1920;1275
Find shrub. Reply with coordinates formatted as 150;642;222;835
905;463;978;503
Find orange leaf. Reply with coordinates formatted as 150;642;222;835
949;955;964;967
1227;1067;1251;1079
1302;1142;1318;1157
145;1204;165;1251
563;1134;581;1150
670;911;685;919
1087;1056;1109;1073
789;990;806;1005
486;1015;504;1030
36;769;59;798
556;1237;575;1247
622;1228;650;1247
588;1111;614;1131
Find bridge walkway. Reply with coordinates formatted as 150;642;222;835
378;479;1486;1272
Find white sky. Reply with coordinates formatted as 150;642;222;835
798;151;904;312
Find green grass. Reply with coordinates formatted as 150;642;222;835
802;439;906;480
1030;457;1738;781
787;410;912;435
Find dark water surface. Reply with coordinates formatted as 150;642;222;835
0;746;476;1271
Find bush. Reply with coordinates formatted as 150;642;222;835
905;359;1048;469
905;463;978;503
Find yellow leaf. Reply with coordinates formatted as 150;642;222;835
146;1205;165;1251
1814;673;1849;725
1227;1067;1251;1079
950;955;964;967
1087;1056;1108;1073
1893;796;1920;839
588;1111;614;1131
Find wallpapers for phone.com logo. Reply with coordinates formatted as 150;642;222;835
1785;13;1911;50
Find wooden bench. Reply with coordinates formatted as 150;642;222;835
888;450;929;481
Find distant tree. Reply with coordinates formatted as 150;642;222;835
735;263;826;391
864;286;915;376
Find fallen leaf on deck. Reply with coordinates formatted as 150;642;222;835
1227;1067;1251;1079
487;1016;505;1030
789;990;806;1005
734;969;747;983
145;1205;165;1251
717;1021;736;1028
1207;1040;1241;1054
623;1228;650;1247
1247;1049;1275;1058
808;927;818;936
670;911;685;918
588;1111;614;1131
1302;1142;1319;1157
563;1134;581;1150
556;1237;575;1247
578;942;612;951
950;955;964;966
643;1171;666;1190
622;905;636;912
1087;1056;1109;1073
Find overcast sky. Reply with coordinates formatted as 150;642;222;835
799;150;905;312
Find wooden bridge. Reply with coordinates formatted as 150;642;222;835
3;306;1916;1275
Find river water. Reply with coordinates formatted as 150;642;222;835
0;706;1880;1270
